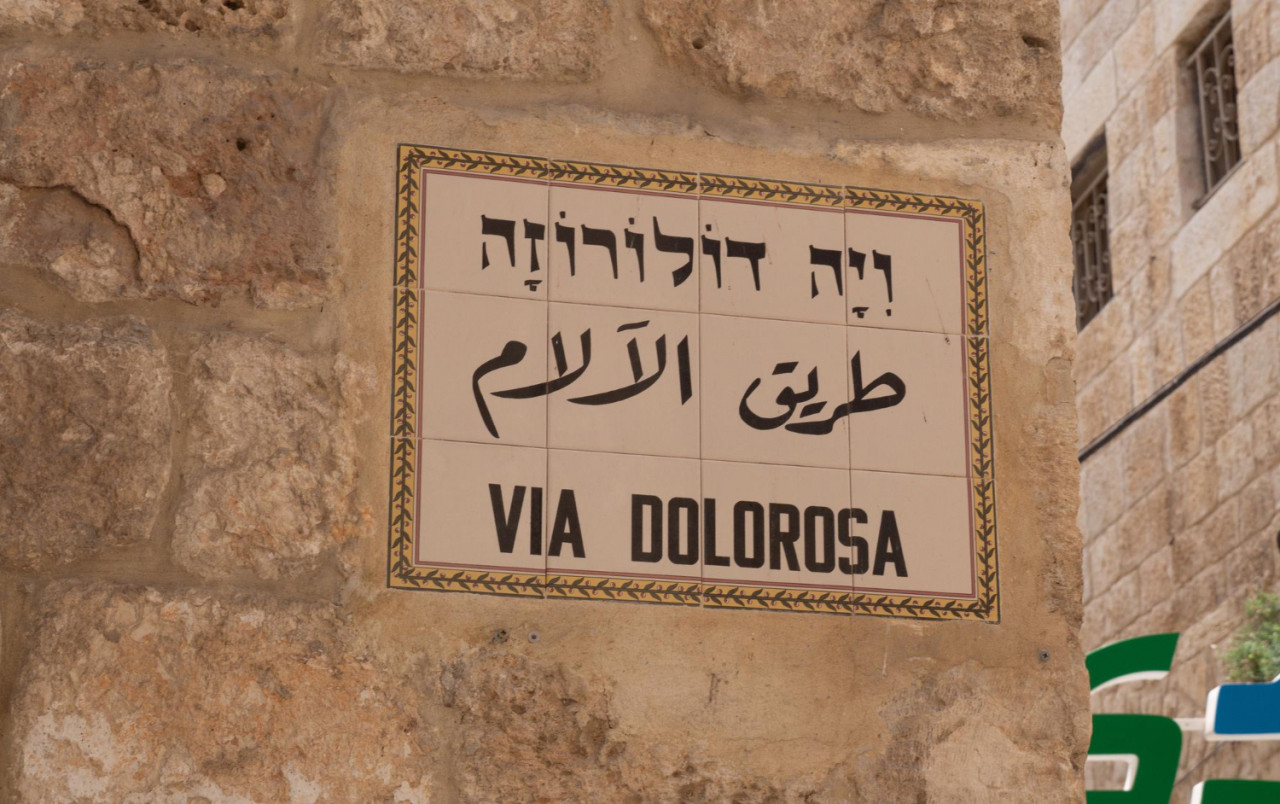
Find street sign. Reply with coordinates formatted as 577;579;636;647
388;145;997;619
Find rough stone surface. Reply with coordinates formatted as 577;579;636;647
0;311;170;571
319;0;610;80
441;647;625;801
859;661;1083;801
0;55;334;307
0;1;1087;798
8;582;434;802
643;0;1062;124
439;646;826;802
0;0;290;41
0;182;138;302
8;582;848;802
172;335;361;581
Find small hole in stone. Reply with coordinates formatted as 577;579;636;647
1038;650;1051;663
493;628;509;643
1022;35;1050;50
691;37;706;50
224;0;244;9
528;631;540;643
235;137;249;151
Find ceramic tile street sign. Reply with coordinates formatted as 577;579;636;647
388;145;997;620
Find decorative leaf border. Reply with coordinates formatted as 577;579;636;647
545;575;701;606
549;160;697;193
395;565;545;598
389;288;417;440
701;172;844;207
388;146;998;621
702;584;852;616
842;187;998;622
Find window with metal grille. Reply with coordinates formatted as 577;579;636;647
1071;140;1111;331
1188;13;1241;199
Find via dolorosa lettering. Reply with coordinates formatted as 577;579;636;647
630;494;908;577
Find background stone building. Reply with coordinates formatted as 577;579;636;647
1064;0;1280;794
0;1;1088;800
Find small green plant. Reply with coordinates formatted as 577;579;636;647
1225;591;1280;683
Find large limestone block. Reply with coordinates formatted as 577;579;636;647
0;311;170;571
1240;57;1280;156
7;582;433;802
438;645;827;801
1113;5;1155;99
1225;199;1280;323
1155;0;1228;54
0;56;335;307
172;335;361;581
1061;0;1137;97
1063;53;1116;159
642;0;1062;124
8;581;830;801
319;0;611;80
0;181;138;302
1172;140;1280;299
1061;0;1108;49
0;0;290;41
1074;290;1133;387
0;183;138;302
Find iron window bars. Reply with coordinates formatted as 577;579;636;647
1071;142;1112;330
1188;13;1241;200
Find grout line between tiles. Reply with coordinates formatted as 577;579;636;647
842;184;859;611
544;163;552;594
403;285;978;339
696;171;706;605
397;434;985;481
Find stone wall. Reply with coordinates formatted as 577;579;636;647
1064;0;1280;795
0;1;1087;801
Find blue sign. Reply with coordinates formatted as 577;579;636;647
1205;676;1280;740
